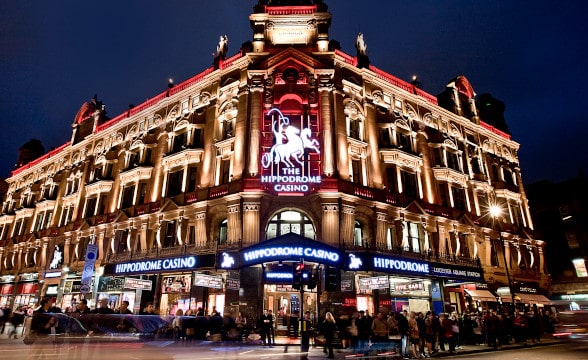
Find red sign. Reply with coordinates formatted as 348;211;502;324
260;108;322;194
17;283;38;295
1;284;14;295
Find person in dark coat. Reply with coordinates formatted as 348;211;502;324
322;312;338;359
356;310;372;353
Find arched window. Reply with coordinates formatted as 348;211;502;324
353;220;364;247
266;210;315;240
218;219;228;245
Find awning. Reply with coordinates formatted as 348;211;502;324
464;289;497;302
515;293;553;305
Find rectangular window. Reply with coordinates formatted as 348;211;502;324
163;221;177;248
35;213;44;232
400;171;417;198
121;186;135;209
138;182;147;205
115;230;129;253
380;128;392;147
167;171;183;197
86;197;97;218
220;159;231;184
351;159;361;185
187;167;198;192
397;132;412;152
172;132;187;153
452;187;467;211
386;167;397;193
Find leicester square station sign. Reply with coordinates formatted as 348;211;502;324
260;108;322;194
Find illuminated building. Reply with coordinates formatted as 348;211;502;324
0;1;549;321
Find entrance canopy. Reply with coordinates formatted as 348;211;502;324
464;289;497;302
218;233;342;270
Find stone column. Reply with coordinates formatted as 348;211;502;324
247;74;264;177
484;236;492;268
227;203;242;246
233;84;250;180
95;231;106;262
321;200;340;248
364;102;383;187
537;244;545;274
242;201;260;246
318;71;335;176
416;129;435;204
375;212;388;249
340;204;355;248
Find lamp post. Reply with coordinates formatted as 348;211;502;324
490;205;516;314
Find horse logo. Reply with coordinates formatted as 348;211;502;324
348;254;363;270
221;252;235;268
261;108;320;169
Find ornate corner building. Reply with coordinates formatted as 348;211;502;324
0;1;550;320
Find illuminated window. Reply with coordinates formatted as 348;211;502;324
218;219;228;245
573;259;588;278
266;210;315;240
353;220;364;247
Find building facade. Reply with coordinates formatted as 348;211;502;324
0;1;549;321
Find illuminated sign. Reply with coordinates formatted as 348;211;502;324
430;264;483;281
348;254;363;270
243;246;340;264
265;272;294;282
44;271;62;279
220;252;236;269
260;108;321;194
359;276;390;291
114;256;197;274
124;278;152;291
394;281;425;292
373;256;429;274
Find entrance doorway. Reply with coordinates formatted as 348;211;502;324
264;284;317;339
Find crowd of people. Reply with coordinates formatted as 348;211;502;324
332;307;558;359
1;297;560;359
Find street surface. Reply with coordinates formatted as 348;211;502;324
0;338;583;360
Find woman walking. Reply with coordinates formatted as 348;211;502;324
323;312;338;359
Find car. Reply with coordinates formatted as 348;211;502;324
553;310;588;340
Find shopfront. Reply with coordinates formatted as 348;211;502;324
15;272;39;310
219;233;341;328
103;254;215;315
0;274;15;308
342;251;485;315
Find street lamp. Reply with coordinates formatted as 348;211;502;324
489;205;516;314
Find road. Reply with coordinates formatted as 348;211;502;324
0;340;584;360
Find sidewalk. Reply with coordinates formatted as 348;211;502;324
316;334;562;359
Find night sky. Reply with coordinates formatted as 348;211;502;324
1;1;587;183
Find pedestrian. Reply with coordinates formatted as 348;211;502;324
440;313;455;353
259;309;272;346
322;312;338;359
371;312;389;350
300;311;313;359
356;310;372;354
408;311;420;358
397;310;410;358
7;306;25;339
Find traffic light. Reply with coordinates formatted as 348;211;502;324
325;266;338;292
293;262;304;290
307;267;318;290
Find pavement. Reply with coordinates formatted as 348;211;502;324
0;325;563;360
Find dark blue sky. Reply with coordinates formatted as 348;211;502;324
1;1;587;183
